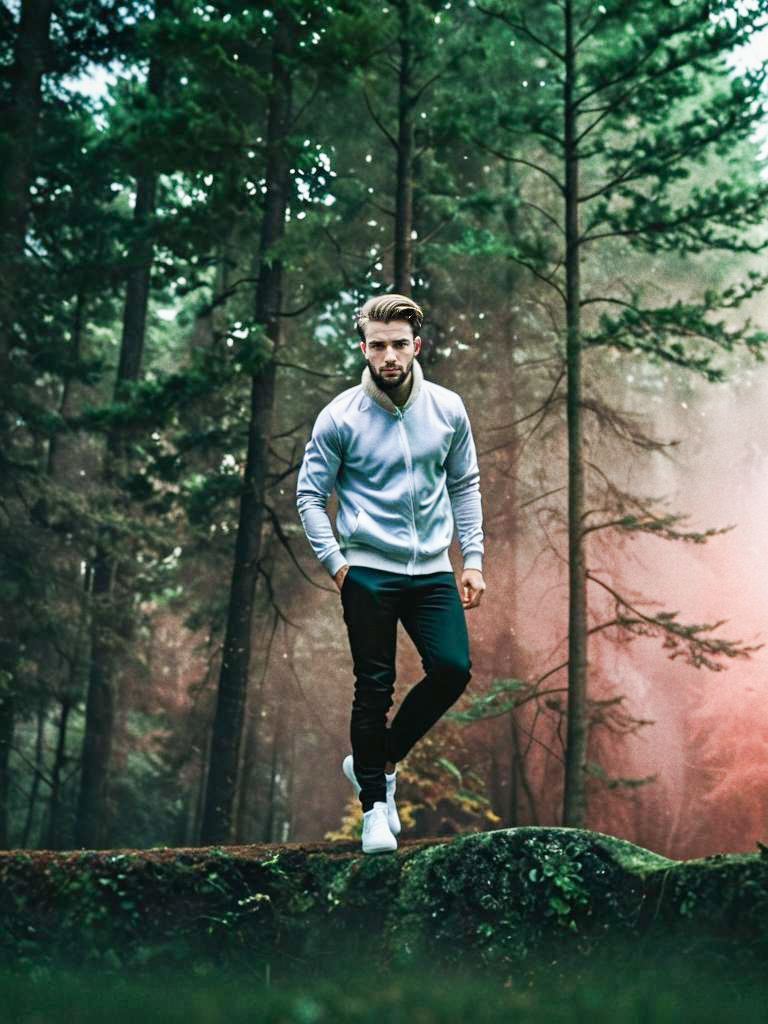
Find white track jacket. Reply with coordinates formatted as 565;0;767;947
295;357;484;578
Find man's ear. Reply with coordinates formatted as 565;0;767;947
360;340;366;357
413;335;422;356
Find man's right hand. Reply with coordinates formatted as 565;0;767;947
334;564;350;592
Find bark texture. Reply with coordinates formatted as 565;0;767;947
199;11;294;845
562;0;588;828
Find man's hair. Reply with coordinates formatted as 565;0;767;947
356;293;423;342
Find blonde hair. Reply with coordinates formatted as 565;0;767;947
356;293;423;342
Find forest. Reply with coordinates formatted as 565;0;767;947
2;0;768;859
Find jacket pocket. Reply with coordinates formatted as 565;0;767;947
348;509;361;538
351;505;410;557
337;503;360;543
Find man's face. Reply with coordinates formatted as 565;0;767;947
361;319;422;391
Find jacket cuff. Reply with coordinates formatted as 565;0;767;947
463;552;484;572
324;550;349;578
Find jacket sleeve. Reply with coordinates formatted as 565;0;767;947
445;398;484;572
296;405;348;578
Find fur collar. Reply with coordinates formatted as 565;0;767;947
361;357;424;415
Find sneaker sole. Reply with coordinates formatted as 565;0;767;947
362;839;397;854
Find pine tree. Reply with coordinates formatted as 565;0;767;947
471;0;768;825
0;0;145;847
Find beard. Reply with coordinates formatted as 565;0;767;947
367;357;413;391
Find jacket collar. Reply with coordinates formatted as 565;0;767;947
361;357;424;415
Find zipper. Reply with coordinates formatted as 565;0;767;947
394;407;418;572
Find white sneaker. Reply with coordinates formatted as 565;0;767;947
342;754;401;837
362;801;397;854
385;769;401;837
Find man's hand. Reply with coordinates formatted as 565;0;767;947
460;568;485;609
334;564;350;592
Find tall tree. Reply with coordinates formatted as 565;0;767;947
354;0;470;295
0;0;56;849
75;0;170;848
199;6;296;844
393;0;416;293
0;0;134;413
0;0;53;373
473;0;768;825
0;0;141;848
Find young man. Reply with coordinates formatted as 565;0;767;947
296;294;486;853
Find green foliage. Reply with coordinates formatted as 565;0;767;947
0;848;292;972
446;677;532;724
471;0;768;373
524;843;590;929
3;828;768;983
3;953;768;1024
585;761;657;792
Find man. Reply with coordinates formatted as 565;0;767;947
296;294;486;854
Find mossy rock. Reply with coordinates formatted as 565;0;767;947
1;828;766;976
383;827;768;970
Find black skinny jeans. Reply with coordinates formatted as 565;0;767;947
340;565;472;811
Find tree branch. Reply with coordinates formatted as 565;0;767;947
474;1;565;61
263;503;335;595
362;85;398;149
469;134;565;193
506;252;566;304
521;198;566;236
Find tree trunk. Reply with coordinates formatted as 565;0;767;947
0;0;55;848
77;553;116;848
199;13;293;845
0;695;15;848
47;288;86;477
0;0;54;373
506;712;518;826
45;698;71;849
234;608;277;841
262;712;281;844
75;28;165;848
561;0;588;828
284;724;296;842
393;0;414;295
21;698;47;848
511;710;540;824
189;728;212;845
234;705;260;842
262;688;288;844
201;368;280;844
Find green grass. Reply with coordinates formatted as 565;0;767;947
2;956;767;1024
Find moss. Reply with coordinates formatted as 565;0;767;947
381;828;768;971
1;829;767;976
386;828;644;968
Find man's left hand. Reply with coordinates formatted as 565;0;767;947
460;568;486;610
